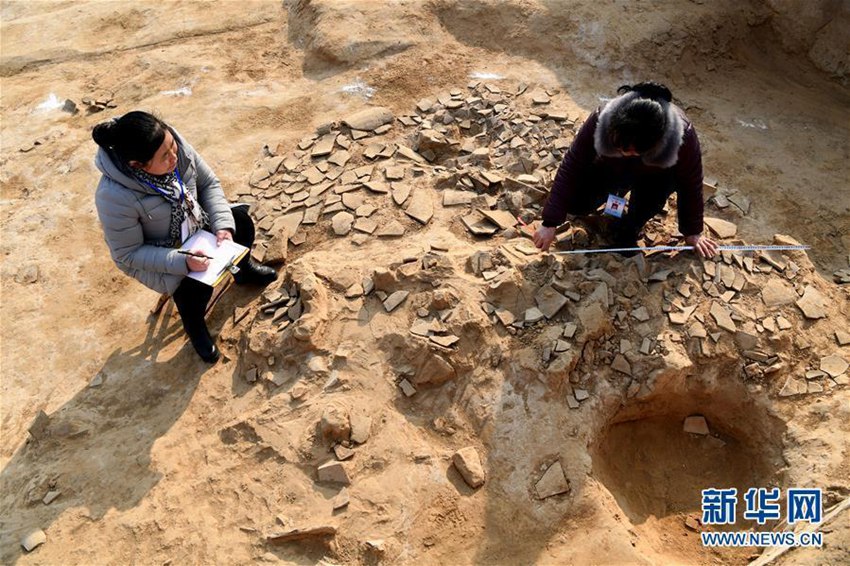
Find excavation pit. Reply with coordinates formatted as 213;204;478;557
591;365;787;525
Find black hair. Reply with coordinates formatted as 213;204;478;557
92;111;168;164
609;82;673;153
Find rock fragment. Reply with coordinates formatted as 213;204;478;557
709;301;737;332
404;191;434;224
267;525;337;544
611;354;631;376
452;447;486;488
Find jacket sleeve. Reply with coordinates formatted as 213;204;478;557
674;124;704;237
95;181;189;276
541;109;600;227
190;147;235;234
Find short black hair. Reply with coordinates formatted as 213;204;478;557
92;111;167;164
609;82;673;153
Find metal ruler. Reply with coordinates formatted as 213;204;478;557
554;244;810;255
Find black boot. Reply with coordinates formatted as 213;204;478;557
183;319;220;364
173;278;219;363
233;260;277;286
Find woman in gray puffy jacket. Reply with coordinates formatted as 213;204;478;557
93;111;276;363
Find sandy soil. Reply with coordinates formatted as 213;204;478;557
1;1;849;564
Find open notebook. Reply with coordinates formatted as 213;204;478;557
180;229;249;287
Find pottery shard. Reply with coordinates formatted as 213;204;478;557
761;279;796;308
265;229;289;265
478;208;516;230
683;415;710;435
703;217;737;239
535;461;570;499
404;191;433;224
317;461;351;485
796;286;827;319
443;189;475;206
377;220;406;237
709;301;737;332
311;133;336;158
535;285;568;319
383;290;409;312
342;106;394;131
267;525;337;543
578;302;609;337
332;211;355;236
21;529;46;552
349;413;372;444
452;447;486;488
820;355;848;378
611;354;632;376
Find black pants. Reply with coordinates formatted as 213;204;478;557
566;162;676;242
172;205;255;333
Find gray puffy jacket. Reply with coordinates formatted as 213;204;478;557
94;129;235;295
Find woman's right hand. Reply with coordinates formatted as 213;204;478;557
186;249;210;272
533;225;557;251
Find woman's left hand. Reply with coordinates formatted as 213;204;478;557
685;234;718;258
216;229;234;246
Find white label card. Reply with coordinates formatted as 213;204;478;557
604;194;627;218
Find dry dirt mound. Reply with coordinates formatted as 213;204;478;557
176;82;848;563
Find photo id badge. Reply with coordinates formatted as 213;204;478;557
604;194;627;218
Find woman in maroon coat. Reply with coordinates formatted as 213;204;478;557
533;82;718;258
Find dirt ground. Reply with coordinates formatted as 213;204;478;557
1;1;849;564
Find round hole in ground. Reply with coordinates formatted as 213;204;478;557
591;362;787;525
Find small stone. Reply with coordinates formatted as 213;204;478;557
245;367;258;383
669;305;697;325
495;309;516;327
535;461;570;499
684;516;701;532
611;354;631;376
331;211;355;236
353;217;378;234
574;389;589;402
808;381;824;394
683;415;710;435
796;286;827;319
376;220;405;238
317;461;351;485
21;529;46;552
776;316;792;330
320;406;351;443
562;322;577;339
383;290;409;312
443;190;475;206
703;217;738;239
452;447;486;488
640;338;652;355
820;355;849;378
88;373;104;388
28;410;50;441
805;370;826;380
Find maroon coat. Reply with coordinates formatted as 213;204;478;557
541;96;705;237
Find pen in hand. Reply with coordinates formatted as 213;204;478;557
178;250;215;260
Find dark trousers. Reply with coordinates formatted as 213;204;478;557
566;162;676;241
172;205;255;334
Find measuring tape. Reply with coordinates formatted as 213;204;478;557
554;244;810;255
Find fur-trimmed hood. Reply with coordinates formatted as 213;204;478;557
593;91;686;169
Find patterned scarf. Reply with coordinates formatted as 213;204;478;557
132;168;209;248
